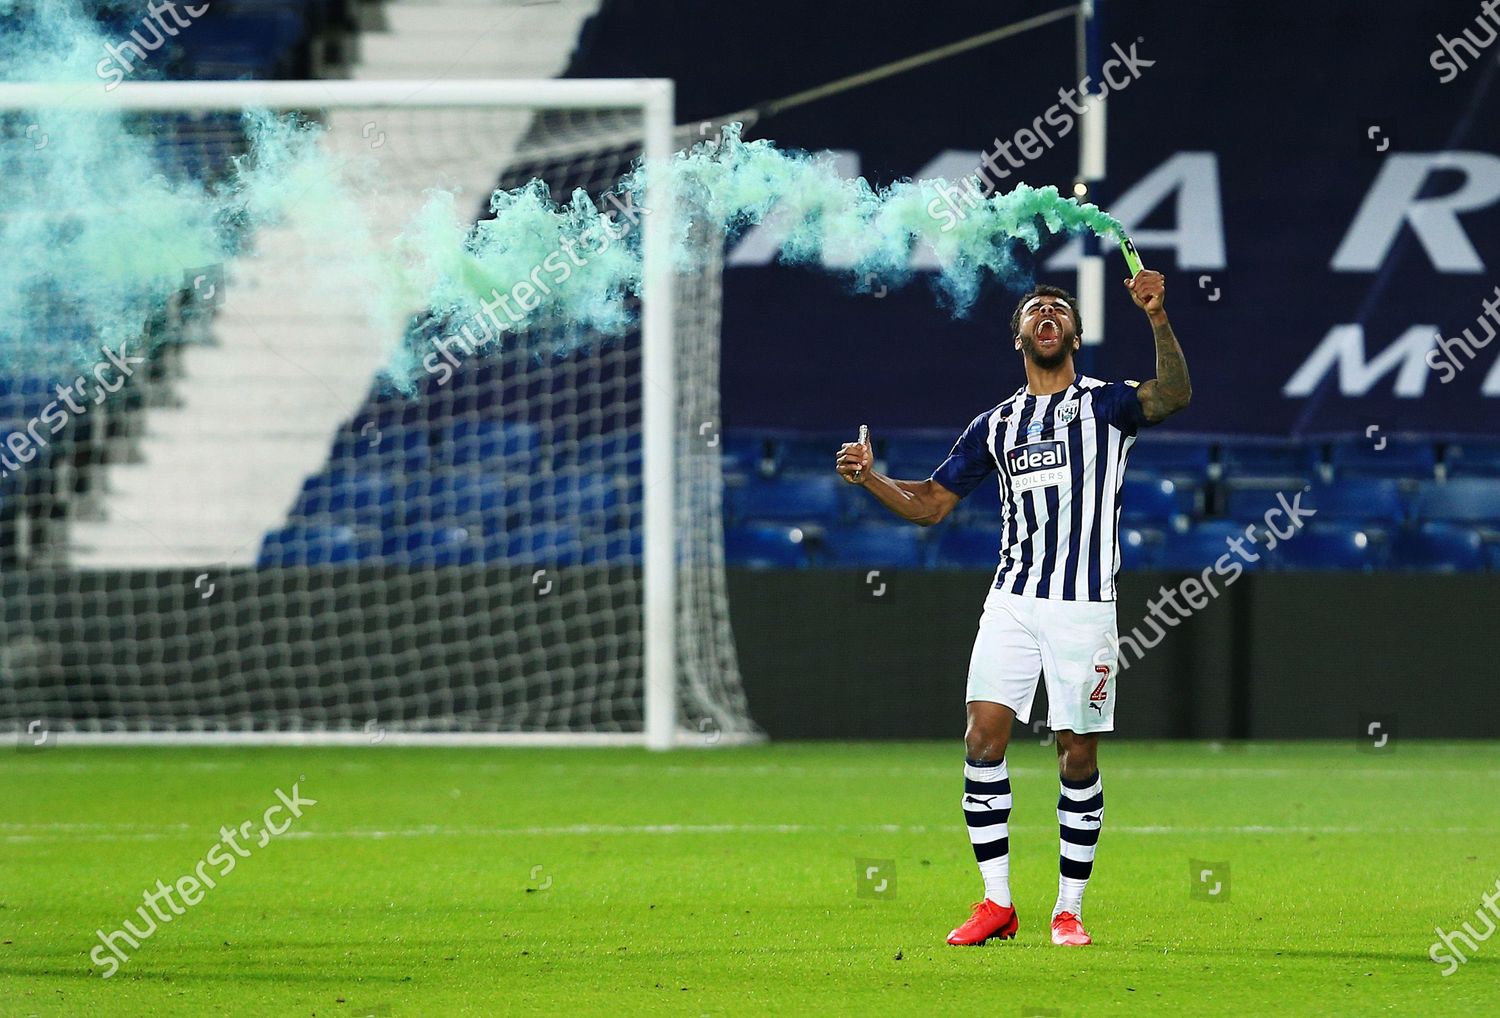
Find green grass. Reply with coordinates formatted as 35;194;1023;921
4;741;1499;1015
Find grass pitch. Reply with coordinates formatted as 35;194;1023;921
4;741;1498;1015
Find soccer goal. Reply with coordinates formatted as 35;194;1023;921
0;79;758;748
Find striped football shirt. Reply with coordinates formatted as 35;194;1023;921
931;375;1150;602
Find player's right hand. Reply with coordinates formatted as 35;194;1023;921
836;439;872;485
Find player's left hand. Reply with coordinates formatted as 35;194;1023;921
1125;269;1166;318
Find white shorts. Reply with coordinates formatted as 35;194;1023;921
965;586;1119;734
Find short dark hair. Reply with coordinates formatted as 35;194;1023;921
1010;284;1083;339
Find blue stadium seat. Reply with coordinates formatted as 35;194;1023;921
720;431;783;475
1219;442;1319;481
724;523;809;568
1128;441;1213;480
725;474;846;525
1389;522;1485;572
1155;520;1268;572
179;13;307;76
1445;443;1500;478
0;376;55;426
291;473;397;529
438;420;541;469
1228;479;1407;527
1307;478;1408;524
1271;524;1384;572
1119;526;1160;570
720;432;775;478
1222;485;1279;522
558;430;642;470
401;471;515;533
1413;479;1500;526
334;426;430;475
1119;476;1194;528
885;435;956;480
581;527;643;566
821;525;924;567
485;525;583;565
0;427;53;476
1328;438;1436;479
528;473;621;531
951;478;1001;524
257;525;376;567
932;525;997;568
385;525;482;567
777;435;841;474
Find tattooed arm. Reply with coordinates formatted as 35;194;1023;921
1125;270;1192;423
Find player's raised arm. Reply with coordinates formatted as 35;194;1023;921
835;427;959;527
1125;270;1192;423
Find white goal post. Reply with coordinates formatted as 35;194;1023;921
0;79;757;749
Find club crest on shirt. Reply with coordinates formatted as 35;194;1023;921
1055;399;1079;426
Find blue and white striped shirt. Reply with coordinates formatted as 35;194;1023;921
932;376;1150;602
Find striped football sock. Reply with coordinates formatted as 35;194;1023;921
962;757;1013;908
1055;770;1103;917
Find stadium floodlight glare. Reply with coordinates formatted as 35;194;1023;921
0;79;760;749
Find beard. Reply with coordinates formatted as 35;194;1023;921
1022;330;1074;369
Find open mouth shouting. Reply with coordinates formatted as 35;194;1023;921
1036;317;1062;348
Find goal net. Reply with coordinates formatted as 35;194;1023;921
0;80;758;747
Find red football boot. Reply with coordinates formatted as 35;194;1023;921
946;899;1018;945
1050;911;1092;946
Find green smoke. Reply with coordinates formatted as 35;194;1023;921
0;2;232;375
2;2;1124;392
395;124;1123;385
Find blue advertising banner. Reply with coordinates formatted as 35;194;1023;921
569;0;1500;438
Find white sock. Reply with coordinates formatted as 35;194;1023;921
1055;770;1103;917
963;757;1012;908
